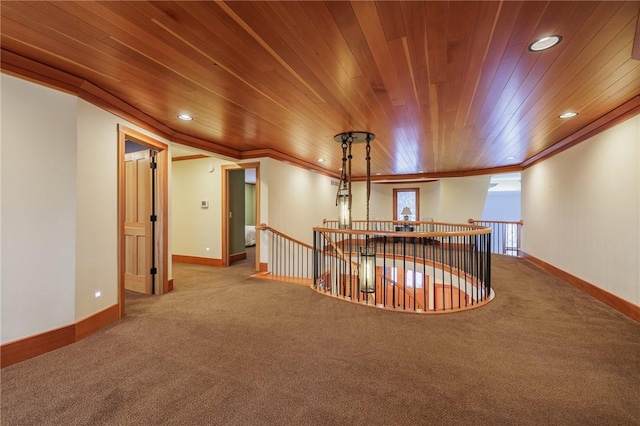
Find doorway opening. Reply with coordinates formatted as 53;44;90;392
221;163;260;271
117;125;169;318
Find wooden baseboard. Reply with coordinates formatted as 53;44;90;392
168;278;174;292
172;254;223;267
1;304;121;368
521;252;640;322
259;262;269;273
229;252;247;263
75;304;119;341
1;325;75;369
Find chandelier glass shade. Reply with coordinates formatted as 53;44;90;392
359;245;376;293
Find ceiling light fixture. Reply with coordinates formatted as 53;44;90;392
317;158;325;163
558;111;578;119
177;114;193;121
528;35;562;52
333;131;376;293
334;131;375;230
506;156;515;160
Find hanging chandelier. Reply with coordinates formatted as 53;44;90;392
333;131;376;293
334;131;375;229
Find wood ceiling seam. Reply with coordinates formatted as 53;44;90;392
149;17;303;124
216;1;325;105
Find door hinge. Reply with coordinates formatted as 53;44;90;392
150;267;157;275
150;214;157;222
150;161;157;170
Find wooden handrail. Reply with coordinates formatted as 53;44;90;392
319;231;360;270
313;226;491;238
259;223;313;250
468;218;523;225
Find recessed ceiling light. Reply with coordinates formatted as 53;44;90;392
177;114;193;121
558;111;578;119
317;158;325;163
506;156;515;160
528;35;562;52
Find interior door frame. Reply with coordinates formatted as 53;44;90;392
221;162;260;270
117;124;169;318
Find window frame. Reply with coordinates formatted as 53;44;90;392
393;188;420;221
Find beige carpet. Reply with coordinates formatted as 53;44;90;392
1;254;639;425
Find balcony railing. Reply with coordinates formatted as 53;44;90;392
313;221;494;313
468;219;522;256
256;221;494;314
258;224;314;284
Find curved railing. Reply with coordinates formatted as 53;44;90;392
313;220;494;313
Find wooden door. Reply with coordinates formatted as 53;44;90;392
124;150;153;294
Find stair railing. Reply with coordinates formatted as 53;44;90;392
468;219;523;256
258;224;314;281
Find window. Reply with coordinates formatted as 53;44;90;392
393;188;419;221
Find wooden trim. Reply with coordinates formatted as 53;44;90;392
168;278;174;292
252;273;312;286
172;254;224;267
259;223;314;250
1;50;83;96
240;148;338;179
75;304;119;341
172;154;208;162
221;162;261;270
229;252;247;263
253;164;261;273
392;188;420;221
259;262;269;273
1;325;76;368
376;179;439;185
117;129;126;318
161;149;170;294
1;304;123;368
522;96;640;169
469;218;524;225
521;252;640;322
118;125;168;151
361;165;524;181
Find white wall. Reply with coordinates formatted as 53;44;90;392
482;191;521;221
1;74;175;343
1;74;78;343
522;114;640;305
352;180;441;221
263;158;336;245
75;100;174;320
171;156;237;259
439;176;491;223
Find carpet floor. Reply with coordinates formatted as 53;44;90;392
1;254;639;425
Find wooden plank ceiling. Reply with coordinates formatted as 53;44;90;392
2;1;639;178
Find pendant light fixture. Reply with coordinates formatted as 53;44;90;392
333;131;376;293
